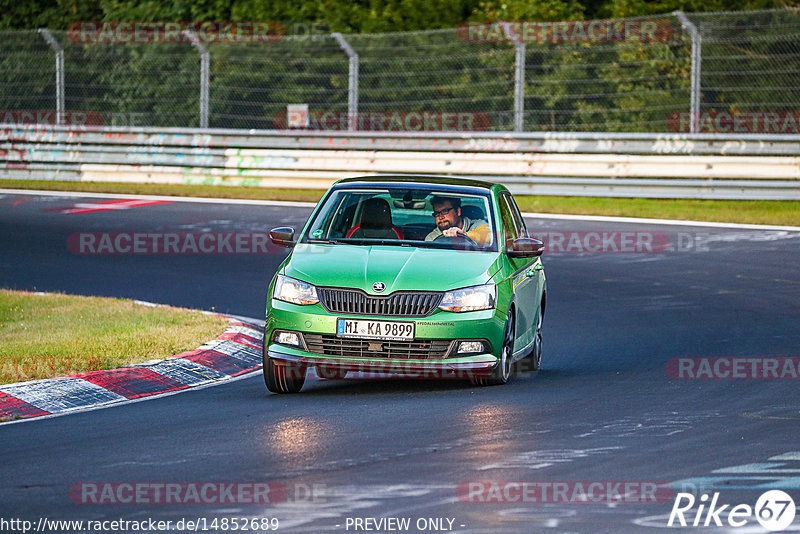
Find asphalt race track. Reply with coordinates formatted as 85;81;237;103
1;190;800;533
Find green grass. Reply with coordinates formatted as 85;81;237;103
0;179;325;203
512;196;800;226
2;179;798;226
0;289;230;385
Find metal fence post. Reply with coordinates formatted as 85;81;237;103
182;29;210;128
332;33;359;131
38;29;64;122
514;42;526;132
674;11;702;134
501;22;526;132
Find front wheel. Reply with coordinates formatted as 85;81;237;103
263;328;306;393
530;303;543;371
472;310;514;386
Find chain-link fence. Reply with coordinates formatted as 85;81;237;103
691;9;800;114
0;31;58;113
0;8;797;132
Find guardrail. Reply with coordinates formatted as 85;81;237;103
2;125;799;199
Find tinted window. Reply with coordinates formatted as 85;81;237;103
301;187;497;252
504;192;528;239
499;193;521;251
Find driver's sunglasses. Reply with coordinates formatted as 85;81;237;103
432;207;455;218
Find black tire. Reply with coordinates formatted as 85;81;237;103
262;328;306;394
530;303;543;371
472;310;514;386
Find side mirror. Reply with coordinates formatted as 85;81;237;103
269;227;295;248
508;238;544;258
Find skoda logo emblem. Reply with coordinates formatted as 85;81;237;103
372;282;386;293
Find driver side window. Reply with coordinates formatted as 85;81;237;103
507;193;528;238
499;194;519;252
500;192;528;251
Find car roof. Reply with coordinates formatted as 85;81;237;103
334;174;501;193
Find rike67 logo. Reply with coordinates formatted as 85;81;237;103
668;490;796;531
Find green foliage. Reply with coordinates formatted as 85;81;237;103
471;0;586;21
2;0;799;30
603;0;797;18
0;0;103;30
1;2;797;133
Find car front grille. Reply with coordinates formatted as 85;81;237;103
317;288;442;318
304;334;452;360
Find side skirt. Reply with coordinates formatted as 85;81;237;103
510;341;534;364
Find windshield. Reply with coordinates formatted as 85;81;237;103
300;187;497;252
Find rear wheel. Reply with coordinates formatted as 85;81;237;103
263;327;306;393
472;310;514;386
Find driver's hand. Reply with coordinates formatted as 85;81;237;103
442;227;465;238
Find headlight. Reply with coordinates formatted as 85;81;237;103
439;284;496;312
273;275;319;305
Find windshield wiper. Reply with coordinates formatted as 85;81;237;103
307;238;344;245
312;237;411;246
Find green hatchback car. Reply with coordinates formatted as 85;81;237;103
263;176;546;393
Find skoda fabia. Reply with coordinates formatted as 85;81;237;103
263;176;546;393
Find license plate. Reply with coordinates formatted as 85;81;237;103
336;318;415;341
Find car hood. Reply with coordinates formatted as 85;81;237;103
284;244;502;293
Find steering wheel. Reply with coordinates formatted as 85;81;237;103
433;233;478;247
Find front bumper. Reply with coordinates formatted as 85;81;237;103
268;346;497;378
265;299;506;377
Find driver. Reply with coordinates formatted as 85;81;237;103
424;196;491;246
